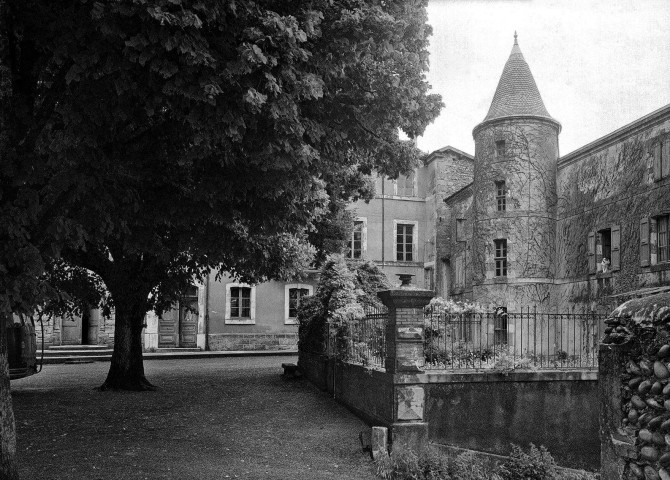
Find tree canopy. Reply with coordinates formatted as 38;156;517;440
1;0;441;390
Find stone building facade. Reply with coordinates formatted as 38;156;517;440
38;36;670;350
440;36;670;313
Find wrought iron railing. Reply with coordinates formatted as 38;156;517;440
423;308;605;371
329;305;388;369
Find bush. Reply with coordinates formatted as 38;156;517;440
495;444;556;480
297;254;390;360
374;444;599;480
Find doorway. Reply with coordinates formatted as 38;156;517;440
158;286;199;348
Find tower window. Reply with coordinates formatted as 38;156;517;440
496;181;506;211
495;140;506;158
494;239;507;277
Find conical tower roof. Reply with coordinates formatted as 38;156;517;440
477;33;560;131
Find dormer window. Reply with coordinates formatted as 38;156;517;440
496;181;506;211
495;140;506;158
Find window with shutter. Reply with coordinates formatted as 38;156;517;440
640;217;650;267
653;140;668;181
587;231;596;273
611;225;620;271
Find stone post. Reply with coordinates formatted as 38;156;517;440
377;287;433;452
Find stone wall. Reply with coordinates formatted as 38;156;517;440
208;333;297;351
471;118;560;311
428;148;474;299
419;370;599;471
556;108;670;312
599;292;670;479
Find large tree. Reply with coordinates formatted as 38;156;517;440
3;0;442;394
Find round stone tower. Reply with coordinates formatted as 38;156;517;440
471;33;561;311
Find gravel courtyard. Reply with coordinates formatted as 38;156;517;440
11;356;377;480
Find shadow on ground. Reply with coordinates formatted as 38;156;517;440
12;356;376;480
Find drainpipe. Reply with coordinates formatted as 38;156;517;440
381;176;385;269
204;274;210;351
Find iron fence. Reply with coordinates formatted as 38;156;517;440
424;307;605;370
329;305;388;368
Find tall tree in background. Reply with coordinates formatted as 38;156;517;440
1;0;441;397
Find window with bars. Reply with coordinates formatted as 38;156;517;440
288;288;310;318
494;239;507;277
230;287;251;318
349;221;364;259
496;181;506;211
396;224;414;261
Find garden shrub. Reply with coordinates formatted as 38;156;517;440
297;255;390;358
495;444;556;480
374;444;599;480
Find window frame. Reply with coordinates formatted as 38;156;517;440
348;217;367;259
493;307;508;345
495;181;507;212
393;171;416;197
284;284;314;325
494;239;508;277
225;283;256;325
653;139;669;182
394;220;418;262
456;218;466;241
495;140;506;159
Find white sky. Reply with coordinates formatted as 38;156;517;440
417;0;670;157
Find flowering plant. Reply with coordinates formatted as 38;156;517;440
424;297;487;315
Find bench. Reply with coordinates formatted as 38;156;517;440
281;362;301;377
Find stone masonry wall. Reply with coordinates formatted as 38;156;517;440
599;292;670;479
556;112;670;312
208;333;297;351
431;150;474;300
471;118;560;310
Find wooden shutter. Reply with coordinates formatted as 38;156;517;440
611;225;620;271
640;217;650;267
654;143;662;181
663;141;670;178
587;231;596;273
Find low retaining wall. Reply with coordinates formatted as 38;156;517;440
415;370;599;471
208;333;297;351
299;351;394;426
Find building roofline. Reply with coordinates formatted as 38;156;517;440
443;182;474;204
473;114;562;137
424;145;474;165
559;104;670;168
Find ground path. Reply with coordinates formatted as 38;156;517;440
12;356;377;479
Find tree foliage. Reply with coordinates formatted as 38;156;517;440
1;0;441;390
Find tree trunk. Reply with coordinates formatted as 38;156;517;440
0;314;19;479
100;300;155;391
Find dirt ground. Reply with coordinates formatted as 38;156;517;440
11;356;377;480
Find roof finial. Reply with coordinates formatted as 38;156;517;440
514;31;518;45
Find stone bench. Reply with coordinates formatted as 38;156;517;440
281;363;301;377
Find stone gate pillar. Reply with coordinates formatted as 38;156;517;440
378;286;433;451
